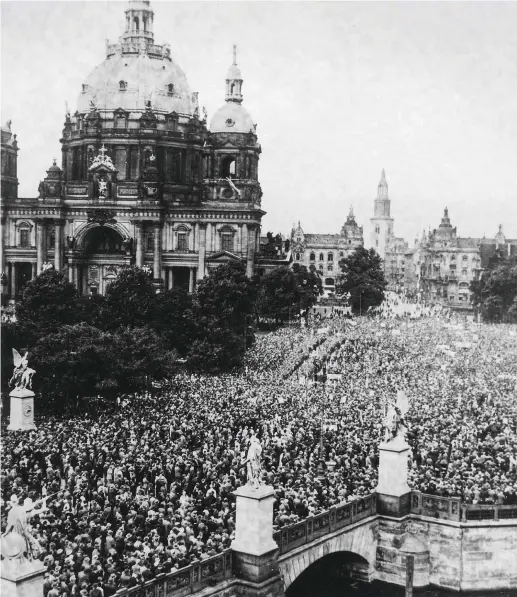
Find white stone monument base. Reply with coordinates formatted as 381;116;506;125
376;434;411;497
1;558;46;597
8;388;36;431
231;484;278;557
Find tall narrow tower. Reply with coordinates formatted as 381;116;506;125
370;169;394;259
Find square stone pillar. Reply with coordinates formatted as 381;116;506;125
36;221;45;274
376;434;411;517
135;222;144;268
231;485;279;584
8;388;36;431
1;558;46;597
54;222;63;271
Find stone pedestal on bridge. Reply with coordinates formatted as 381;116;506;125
8;388;36;431
231;484;280;587
1;556;46;597
376;434;411;517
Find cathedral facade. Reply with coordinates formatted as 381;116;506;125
290;208;363;292
1;1;264;299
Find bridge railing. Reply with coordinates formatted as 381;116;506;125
112;550;232;597
410;491;517;522
410;491;462;521
461;503;517;522
273;494;377;556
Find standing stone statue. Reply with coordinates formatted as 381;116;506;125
246;434;263;489
8;349;37;431
1;494;46;562
384;399;406;443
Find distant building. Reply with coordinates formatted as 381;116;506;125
369;169;394;260
418;208;483;310
384;235;409;291
290;208;363;292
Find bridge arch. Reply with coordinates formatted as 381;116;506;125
278;520;377;592
286;551;371;597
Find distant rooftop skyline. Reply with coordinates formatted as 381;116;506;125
2;1;516;242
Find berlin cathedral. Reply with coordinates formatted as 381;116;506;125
1;0;266;299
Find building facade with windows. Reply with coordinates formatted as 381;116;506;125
1;0;264;299
290;208;363;292
417;208;483;309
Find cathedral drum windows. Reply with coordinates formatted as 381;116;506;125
319;253;324;261
310;252;316;261
327;253;333;261
375;225;380;234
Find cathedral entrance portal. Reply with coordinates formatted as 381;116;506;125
76;226;131;295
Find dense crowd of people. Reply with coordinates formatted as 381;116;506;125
2;296;517;596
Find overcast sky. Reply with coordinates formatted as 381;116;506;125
2;1;516;243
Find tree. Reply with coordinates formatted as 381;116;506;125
30;324;112;401
335;247;387;314
100;266;157;330
16;268;79;335
292;263;323;321
257;266;300;324
470;259;517;322
154;288;196;356
188;261;256;371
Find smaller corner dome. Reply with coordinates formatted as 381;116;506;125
48;159;62;172
210;103;254;134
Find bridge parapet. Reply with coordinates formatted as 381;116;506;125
273;494;377;556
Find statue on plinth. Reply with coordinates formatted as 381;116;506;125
1;494;46;563
384;399;406;443
246;434;263;489
9;349;35;391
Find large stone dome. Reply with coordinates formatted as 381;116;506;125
210;102;254;134
76;1;194;115
77;52;193;115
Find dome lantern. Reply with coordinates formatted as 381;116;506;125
225;45;243;104
122;0;154;44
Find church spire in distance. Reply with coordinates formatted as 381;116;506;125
377;169;388;199
225;45;243;104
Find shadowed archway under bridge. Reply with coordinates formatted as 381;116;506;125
286;551;371;597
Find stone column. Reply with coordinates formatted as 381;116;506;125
188;267;195;293
153;223;162;281
197;224;206;281
0;217;5;278
238;224;243;255
231;485;279;583
376;434;411;517
246;225;255;278
36;220;46;274
31;263;37;280
10;262;17;297
169;268;174;290
54;221;63;271
135;222;144;268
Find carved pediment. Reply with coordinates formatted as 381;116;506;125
207;250;242;263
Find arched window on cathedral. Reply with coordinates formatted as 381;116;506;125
119;81;127;91
221;156;236;178
375;225;380;234
167;83;174;96
296;253;301;261
310;252;315;261
134;16;140;31
327;253;333;261
339;251;344;257
319;253;324;261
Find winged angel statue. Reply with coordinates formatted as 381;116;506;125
9;349;36;391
